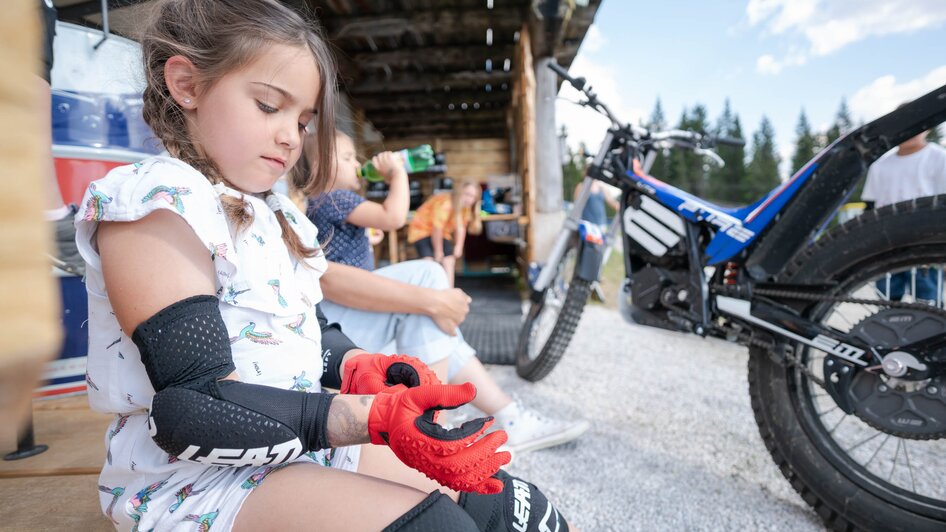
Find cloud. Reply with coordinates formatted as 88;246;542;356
555;55;645;152
849;65;946;122
580;25;605;54
747;0;946;71
755;51;806;75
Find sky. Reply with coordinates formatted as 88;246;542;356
556;0;946;179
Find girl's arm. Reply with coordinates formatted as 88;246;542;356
452;221;466;259
346;152;409;231
98;211;373;456
320;261;471;334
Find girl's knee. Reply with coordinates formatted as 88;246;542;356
410;260;450;290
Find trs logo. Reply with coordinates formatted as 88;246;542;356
678;199;755;243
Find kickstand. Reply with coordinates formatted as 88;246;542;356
4;411;48;461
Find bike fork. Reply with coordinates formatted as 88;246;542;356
531;177;595;293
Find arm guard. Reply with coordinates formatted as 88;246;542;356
132;295;335;467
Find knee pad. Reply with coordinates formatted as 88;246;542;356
458;470;569;532
384;492;478;532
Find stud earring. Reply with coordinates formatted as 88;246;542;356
183;98;192;105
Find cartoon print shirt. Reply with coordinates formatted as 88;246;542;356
76;155;328;417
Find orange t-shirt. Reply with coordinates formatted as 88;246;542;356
407;193;471;243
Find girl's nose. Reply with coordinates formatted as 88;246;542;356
276;120;300;150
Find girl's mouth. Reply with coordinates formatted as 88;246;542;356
261;156;286;170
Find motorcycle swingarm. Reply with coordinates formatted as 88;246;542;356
715;295;870;366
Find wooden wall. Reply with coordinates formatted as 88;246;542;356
364;137;511;184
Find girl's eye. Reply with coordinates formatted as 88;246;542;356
256;101;277;114
298;123;310;132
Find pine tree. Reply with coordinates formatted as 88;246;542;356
791;109;819;175
646;97;674;185
706;99;747;204
745;116;782;203
666;105;710;195
928;124;944;145
825;98;854;145
647;97;666;131
558;126;586;201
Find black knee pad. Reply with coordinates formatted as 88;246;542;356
384;492;478;532
458;470;569;532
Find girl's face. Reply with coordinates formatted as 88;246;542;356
190;43;320;194
331;134;361;191
460;183;479;208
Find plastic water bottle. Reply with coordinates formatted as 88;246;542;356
359;144;436;182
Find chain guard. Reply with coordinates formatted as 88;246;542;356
826;308;946;440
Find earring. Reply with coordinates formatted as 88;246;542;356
183;98;192;105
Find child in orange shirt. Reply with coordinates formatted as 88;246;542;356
407;180;482;287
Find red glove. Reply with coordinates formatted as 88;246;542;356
340;353;441;395
368;382;511;494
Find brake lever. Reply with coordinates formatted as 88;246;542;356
695;148;725;167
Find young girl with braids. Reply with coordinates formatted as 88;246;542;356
76;1;572;530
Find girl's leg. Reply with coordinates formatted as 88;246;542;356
440;256;456;287
234;463;467;531
448;356;512;415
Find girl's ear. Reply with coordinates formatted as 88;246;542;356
165;55;199;110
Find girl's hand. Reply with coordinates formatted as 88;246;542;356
433;252;445;263
372;152;408;184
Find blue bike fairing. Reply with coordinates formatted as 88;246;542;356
625;162;819;264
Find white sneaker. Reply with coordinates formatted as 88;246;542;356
494;407;590;454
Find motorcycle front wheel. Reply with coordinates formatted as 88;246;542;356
516;239;591;382
749;195;946;531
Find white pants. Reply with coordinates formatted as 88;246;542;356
320;260;476;380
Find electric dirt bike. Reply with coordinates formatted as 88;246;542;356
518;62;946;530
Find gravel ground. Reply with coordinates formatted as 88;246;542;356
478;304;826;531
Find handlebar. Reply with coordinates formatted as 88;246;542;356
547;61;585;91
714;136;746;147
547;61;744;166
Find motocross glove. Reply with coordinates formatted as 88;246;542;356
341;353;441;395
368;382;510;494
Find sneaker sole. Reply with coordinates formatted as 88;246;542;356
503;420;591;454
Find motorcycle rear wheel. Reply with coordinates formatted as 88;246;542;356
749;195;946;531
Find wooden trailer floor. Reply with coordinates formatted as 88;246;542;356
0;395;114;531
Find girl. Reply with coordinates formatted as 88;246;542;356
304;132;591;457
76;1;570;531
407;179;483;287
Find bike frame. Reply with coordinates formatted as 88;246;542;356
534;83;946;294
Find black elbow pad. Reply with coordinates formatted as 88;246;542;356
133;295;334;467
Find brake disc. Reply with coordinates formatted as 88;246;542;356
826;308;946;440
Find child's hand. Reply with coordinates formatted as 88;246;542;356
372;152;408;184
367;227;384;246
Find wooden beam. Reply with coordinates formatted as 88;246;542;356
378;124;507;139
367;109;506;125
352;90;512;111
352;45;515;71
56;0;149;21
347;71;514;94
326;6;526;37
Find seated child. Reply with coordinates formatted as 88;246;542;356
406;179;482;288
303;131;590;455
